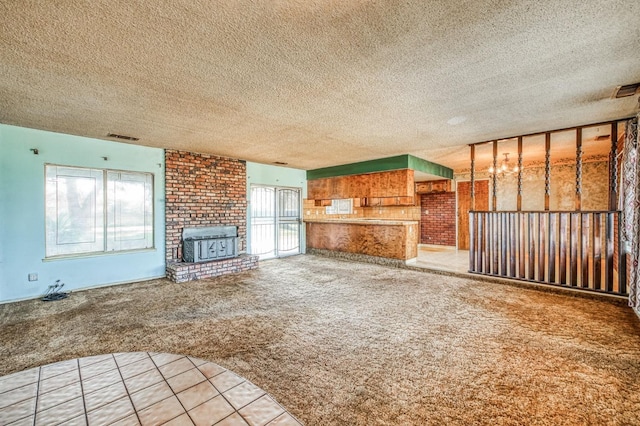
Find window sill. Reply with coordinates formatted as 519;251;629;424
42;248;157;262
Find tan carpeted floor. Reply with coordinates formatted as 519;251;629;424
1;255;640;425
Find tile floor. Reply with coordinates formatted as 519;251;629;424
411;244;469;274
0;352;302;426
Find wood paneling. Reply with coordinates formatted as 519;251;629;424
306;222;418;260
308;169;414;200
415;180;451;194
365;196;414;206
457;180;489;250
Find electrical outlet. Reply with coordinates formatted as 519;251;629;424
28;273;38;281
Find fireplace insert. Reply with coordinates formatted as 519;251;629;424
182;226;238;263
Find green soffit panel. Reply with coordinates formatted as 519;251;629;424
307;154;453;180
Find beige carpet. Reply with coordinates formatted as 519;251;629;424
1;255;640;425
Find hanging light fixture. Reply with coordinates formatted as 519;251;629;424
489;153;519;175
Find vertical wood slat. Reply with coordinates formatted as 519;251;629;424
570;213;579;286
528;213;536;280
575;128;582;211
593;213;602;290
469;212;476;272
470;145;476;212
492;141;498;212
501;213;507;276
467;211;625;296
519;212;526;279
545;133;551;211
606;213;614;292
609;123;619;211
482;212;487;274
618;213;627;294
509;213;516;277
559;213;568;285
538;213;546;281
517;137;523;211
476;214;484;272
484;213;491;273
548;213;556;283
487;212;492;274
491;213;500;274
581;213;590;288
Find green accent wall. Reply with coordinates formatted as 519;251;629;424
407;155;454;179
307;154;452;180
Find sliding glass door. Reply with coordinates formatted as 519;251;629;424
250;185;301;259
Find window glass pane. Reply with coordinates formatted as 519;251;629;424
250;186;276;258
106;171;154;251
549;130;576;210
581;124;612;210
473;142;493;210
45;165;104;256
521;134;546;210
46;165;153;257
494;138;518;211
278;189;299;218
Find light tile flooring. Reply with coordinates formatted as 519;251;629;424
0;352;301;426
410;244;470;274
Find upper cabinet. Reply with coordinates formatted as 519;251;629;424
415;179;452;194
308;169;415;200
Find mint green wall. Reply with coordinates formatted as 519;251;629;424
246;162;307;255
0;124;166;303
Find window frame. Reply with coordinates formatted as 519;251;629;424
44;164;155;259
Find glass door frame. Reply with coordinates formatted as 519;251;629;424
249;184;302;259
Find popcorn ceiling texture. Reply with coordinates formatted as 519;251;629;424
1;1;639;170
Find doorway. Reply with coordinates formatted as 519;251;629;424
250;185;301;259
457;180;489;250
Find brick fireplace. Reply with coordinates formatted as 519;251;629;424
165;149;258;282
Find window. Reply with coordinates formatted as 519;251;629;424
45;165;153;257
325;198;353;215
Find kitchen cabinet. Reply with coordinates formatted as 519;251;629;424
308;169;414;200
415;179;452;194
364;196;414;206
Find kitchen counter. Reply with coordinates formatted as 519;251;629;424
305;219;418;260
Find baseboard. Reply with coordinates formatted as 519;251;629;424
0;275;166;305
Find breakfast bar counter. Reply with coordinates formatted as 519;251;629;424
305;219;419;260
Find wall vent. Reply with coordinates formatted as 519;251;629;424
613;83;640;98
107;133;139;141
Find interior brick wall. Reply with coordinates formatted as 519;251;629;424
420;192;456;246
165;149;247;262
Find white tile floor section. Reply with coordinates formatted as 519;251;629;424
0;352;302;426
410;245;470;274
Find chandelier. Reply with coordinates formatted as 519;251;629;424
488;153;519;175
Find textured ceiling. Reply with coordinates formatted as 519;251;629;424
1;1;639;171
